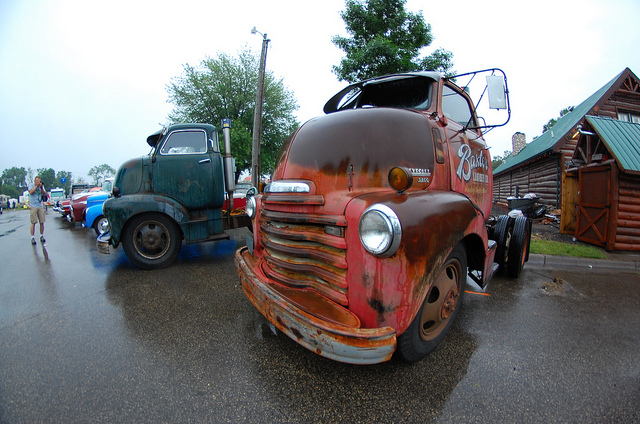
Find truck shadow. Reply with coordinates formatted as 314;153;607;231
245;315;476;423
103;258;477;422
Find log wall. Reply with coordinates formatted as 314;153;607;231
600;88;640;119
614;173;640;251
493;154;561;207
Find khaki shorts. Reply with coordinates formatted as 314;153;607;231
30;207;46;224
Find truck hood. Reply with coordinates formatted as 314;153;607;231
273;108;435;198
114;156;146;195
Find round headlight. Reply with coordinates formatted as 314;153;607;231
246;195;257;219
359;204;401;257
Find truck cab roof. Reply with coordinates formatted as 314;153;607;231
146;123;217;148
323;71;443;114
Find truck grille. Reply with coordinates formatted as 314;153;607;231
259;197;348;306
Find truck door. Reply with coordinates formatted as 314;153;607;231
152;128;218;210
441;83;492;217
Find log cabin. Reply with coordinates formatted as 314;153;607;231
493;68;640;250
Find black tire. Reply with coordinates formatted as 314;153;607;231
493;215;513;268
507;216;531;278
93;215;109;236
121;213;182;270
524;218;533;262
396;244;467;363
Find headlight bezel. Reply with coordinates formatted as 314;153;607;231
245;195;257;219
359;204;402;258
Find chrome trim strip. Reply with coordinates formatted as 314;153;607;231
265;181;310;193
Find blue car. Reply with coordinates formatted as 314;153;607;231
83;194;110;235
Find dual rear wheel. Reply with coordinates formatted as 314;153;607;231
493;215;532;278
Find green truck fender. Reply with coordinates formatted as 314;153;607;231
103;193;189;247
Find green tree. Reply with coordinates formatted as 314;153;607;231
37;168;56;191
0;184;19;199
88;164;116;185
543;106;574;133
2;167;27;190
332;0;454;83
166;48;299;177
491;150;512;169
56;170;73;195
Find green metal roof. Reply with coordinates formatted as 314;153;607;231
585;116;640;173
493;69;627;175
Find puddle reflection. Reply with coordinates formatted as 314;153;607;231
101;234;477;422
31;243;58;305
242;312;477;422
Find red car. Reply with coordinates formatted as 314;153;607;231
223;182;251;213
58;199;71;217
68;179;113;222
68;188;100;222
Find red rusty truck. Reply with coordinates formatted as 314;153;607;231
235;69;530;364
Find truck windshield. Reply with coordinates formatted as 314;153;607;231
160;130;208;155
358;76;433;110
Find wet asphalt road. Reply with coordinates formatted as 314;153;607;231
1;209;639;423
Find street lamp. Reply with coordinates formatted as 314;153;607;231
250;27;270;190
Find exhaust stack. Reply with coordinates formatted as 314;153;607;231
221;119;236;211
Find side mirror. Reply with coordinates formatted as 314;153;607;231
450;68;511;130
487;76;507;110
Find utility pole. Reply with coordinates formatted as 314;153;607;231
250;27;269;190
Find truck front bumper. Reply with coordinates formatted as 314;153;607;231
234;247;397;365
96;231;113;254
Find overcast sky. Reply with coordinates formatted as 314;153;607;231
1;0;639;185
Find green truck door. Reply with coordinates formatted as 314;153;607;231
152;128;220;210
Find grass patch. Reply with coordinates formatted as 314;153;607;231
530;239;607;259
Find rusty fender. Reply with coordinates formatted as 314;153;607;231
235;248;397;365
103;193;190;247
344;190;481;335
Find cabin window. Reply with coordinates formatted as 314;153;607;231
160;130;208;155
617;111;640;124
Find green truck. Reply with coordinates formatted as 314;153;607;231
98;121;247;269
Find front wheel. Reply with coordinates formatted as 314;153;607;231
93;215;109;235
121;213;182;270
396;244;467;363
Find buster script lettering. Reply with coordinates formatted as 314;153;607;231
456;144;489;183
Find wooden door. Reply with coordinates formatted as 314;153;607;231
576;166;611;247
561;172;579;234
